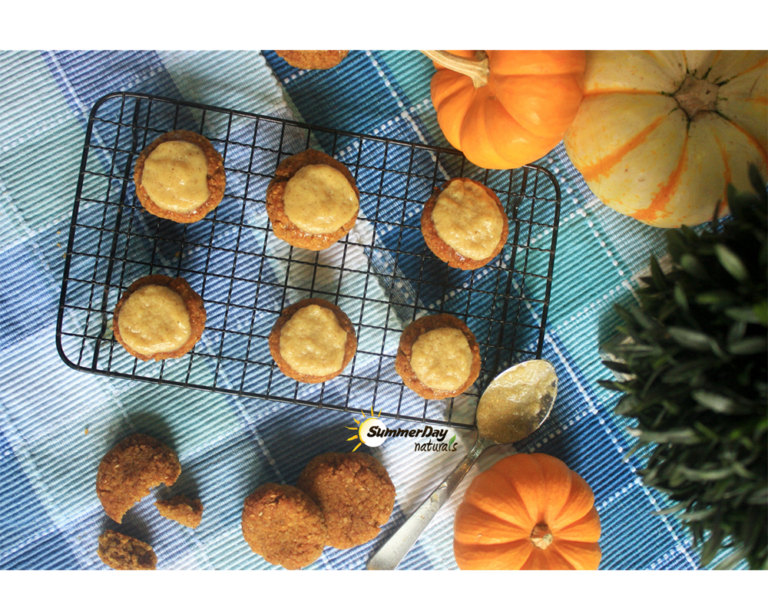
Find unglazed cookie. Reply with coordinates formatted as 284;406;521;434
134;130;226;223
242;483;327;570
296;452;395;550
112;274;206;361
96;434;181;523
97;530;157;570
395;314;481;399
269;297;357;383
421;177;509;270
266;149;359;251
275;50;349;70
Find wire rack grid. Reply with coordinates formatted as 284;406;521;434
56;92;562;430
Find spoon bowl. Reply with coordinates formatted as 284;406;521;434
367;359;558;570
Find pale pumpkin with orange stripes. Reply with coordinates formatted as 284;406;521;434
454;453;601;570
565;51;767;228
425;50;587;169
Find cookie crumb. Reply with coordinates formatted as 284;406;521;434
97;530;156;570
155;495;204;529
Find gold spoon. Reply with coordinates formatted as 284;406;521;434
367;359;558;570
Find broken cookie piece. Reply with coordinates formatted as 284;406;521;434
96;433;181;523
155;495;204;529
97;530;157;570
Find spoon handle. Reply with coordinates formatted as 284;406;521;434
367;435;493;570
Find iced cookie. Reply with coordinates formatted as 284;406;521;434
112;274;206;362
269;297;357;384
395;313;481;399
134;130;225;223
421;177;508;270
266;149;359;251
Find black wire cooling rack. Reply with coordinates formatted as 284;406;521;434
56;92;561;430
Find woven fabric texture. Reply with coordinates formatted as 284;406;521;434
0;50;724;570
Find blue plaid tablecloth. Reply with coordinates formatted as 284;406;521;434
0;50;727;570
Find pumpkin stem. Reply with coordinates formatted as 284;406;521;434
530;524;554;550
421;50;489;89
674;74;719;119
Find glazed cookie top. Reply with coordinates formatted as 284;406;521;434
134;130;225;224
283;164;359;234
117;284;192;355
141;141;210;214
432;178;505;260
410;327;473;392
279;304;349;376
395;313;481;400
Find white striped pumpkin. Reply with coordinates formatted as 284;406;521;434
564;51;767;228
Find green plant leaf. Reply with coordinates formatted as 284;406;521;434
748;487;768;505
601;360;633;375
680;254;709;280
667;327;714;351
754;301;768;326
677;465;734;481
661;358;720;384
666;229;687;262
679;507;717;521
650;256;668;291
715;244;750;283
729;307;759;324
700;526;724;567
598;380;634;393
627;427;703;445
614;395;640;416
692;390;740;414
695;290;738;307
673;283;689;312
630;304;658;330
614;304;635;325
729;337;768;355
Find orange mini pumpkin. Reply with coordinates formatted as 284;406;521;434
427;50;587;169
454;453;601;570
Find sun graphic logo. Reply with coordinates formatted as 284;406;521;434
345;406;388;451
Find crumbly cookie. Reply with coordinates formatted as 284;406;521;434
266;149;359;251
421;177;509;270
275;50;349;70
134;129;226;223
97;530;157;570
241;483;327;570
269;297;357;384
96;433;181;523
395;313;481;399
112;274;206;362
297;452;395;550
155;495;203;529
